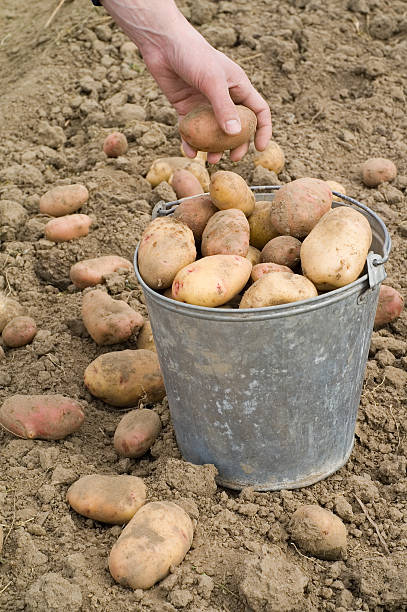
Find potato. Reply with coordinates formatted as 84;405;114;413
108;501;194;589
185;161;210;191
201;209;250;258
136;321;156;352
325;180;346;202
138;217;196;290
103;132;128;158
289;505;347;560
39;184;89;217
172;255;252;307
180;145;207;164
0;296;25;332
362;158;397;187
254;141;285;174
270;178;332;238
170;168;204;199
114;409;162;458
179;104;257;153
67;475;146;525
44;214;92;242
246;245;261;266
82;290;144;345
70;256;133;289
84;349;165;407
2;316;37;348
251;262;293;282
172;196;217;241
261;236;301;269
0;394;85;440
240;271;317;308
374;285;404;328
146;161;173;187
301;207;372;290
210;171;255;217
248;200;280;249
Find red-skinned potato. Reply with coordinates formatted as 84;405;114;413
84;349;165;407
0;394;85;440
210;171;255;217
44;214;92;242
136;321;156;352
254;141;285;174
172;196;217;242
103;132;128;158
82;290;144;345
251;262;293;282
248;201;280;250
240;271;317;308
201;209;250;258
67;475;146;525
39;184;89;217
270;178;332;238
261;236;302;269
374;285;404;328
289;505;347;560
361;158;397;187
138;217;196;290
2;316;37;348
0;296;25;332
179;104;257;153
108;501;194;589
170;168;204;199
114;409;162;458
70;256;133;289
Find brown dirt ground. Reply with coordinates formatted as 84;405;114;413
0;0;406;610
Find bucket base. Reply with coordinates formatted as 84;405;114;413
214;438;355;492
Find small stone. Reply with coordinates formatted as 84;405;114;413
112;104;146;124
334;495;353;522
25;573;82;612
37;121;66;149
51;465;76;485
375;348;396;367
37;484;56;504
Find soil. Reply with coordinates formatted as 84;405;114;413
0;0;406;610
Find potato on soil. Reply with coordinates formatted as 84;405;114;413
70;255;133;289
108;501;194;590
0;394;85;440
114;409;162;458
248;200;280;250
246;245;261;266
172;255;252;307
210;171;255;217
2;316;37;348
289;505;347;560
254;140;285;174
67;475;146;525
138;217;196;291
44;214;92;242
326;180;346;202
201;209;250;258
82;290;144;345
300;206;372;290
179;104;257;153
361;158;397;187
146;156;206;188
0;296;26;332
251;262;293;282
103;132;128;158
136;321;156;352
270;178;332;238
374;285;404;328
84;349;165;407
39;184;89;217
240;271;317;309
261;235;301;269
172;196;217;241
170;168;204;199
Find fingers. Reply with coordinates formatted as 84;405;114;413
229;141;249;163
181;137;197;159
229;74;272;151
199;75;242;137
207;152;223;164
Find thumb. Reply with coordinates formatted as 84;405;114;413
204;82;241;135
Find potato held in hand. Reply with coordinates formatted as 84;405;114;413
109;501;194;589
240;271;317;309
201;209;250;258
289;505;347;560
138;217;196;291
70;256;133;289
67;474;146;525
172;255;252;307
210;171;255;216
84;349;165;407
82;290;144;345
114;409;162;458
301;207;372;290
172;196;217;241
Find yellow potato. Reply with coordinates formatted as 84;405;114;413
172;255;252;307
146;156;206;188
325;180;346;202
289;505;347;560
246;245;261;266
210;171;255;217
201;209;250;257
180;145;208;164
248;201;280;250
300;207;372;290
254;141;285;174
240;270;317;308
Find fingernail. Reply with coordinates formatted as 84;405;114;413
225;119;241;135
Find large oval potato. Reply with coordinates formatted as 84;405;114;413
109;501;194;589
84;349;165;407
67;475;146;525
254;141;285;174
45;214;92;242
289;505;347;561
261;235;301;269
172;255;252;307
270;178;332;238
172;196;217;242
138;217;196;290
201;209;250;258
2;316;37;348
210;171;255;217
301;206;372;290
39;184;89;217
82;290;144;345
70;256;133;289
179;104;257;153
170;168;204;199
240;270;317;308
114;408;162;458
248;201;280;250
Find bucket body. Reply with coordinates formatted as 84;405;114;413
134;195;390;490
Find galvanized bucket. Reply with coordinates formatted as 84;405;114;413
134;187;391;491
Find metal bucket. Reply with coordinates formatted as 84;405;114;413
134;187;391;491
